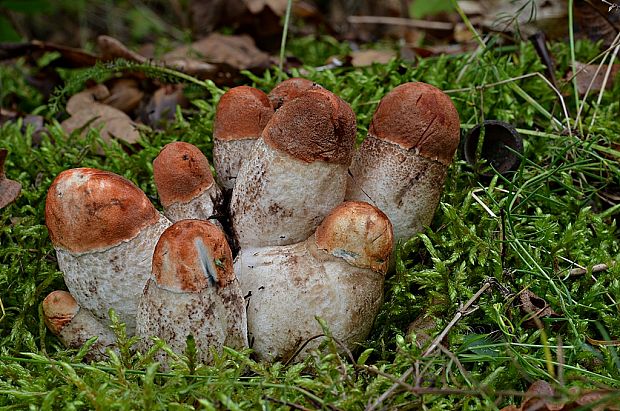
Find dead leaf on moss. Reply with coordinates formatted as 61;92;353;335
569;62;620;96
163;33;270;70
350;49;396;67
61;103;141;151
0;149;22;209
244;0;288;15
517;289;561;328
141;85;188;128
102;79;144;114
98;35;147;63
66;84;110;115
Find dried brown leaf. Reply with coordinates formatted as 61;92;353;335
518;289;561;328
163;33;270;70
97;35;147;63
141;85;188;128
0;149;21;209
570;62;620;96
350;49;396;67
244;0;288;15
66;85;110;115
102;79;144;114
61;103;141;151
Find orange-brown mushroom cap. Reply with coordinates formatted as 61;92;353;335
268;77;320;109
369;82;461;165
152;220;235;292
45;168;159;254
315;201;394;273
42;290;79;335
153;142;216;207
213;86;274;142
262;88;356;164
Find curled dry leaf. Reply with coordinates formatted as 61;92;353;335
350;49;396;67
141;85;188;128
0;149;22;209
517;289;561;328
97;35;147;63
102;79;144;114
66;85;110;115
244;0;288;15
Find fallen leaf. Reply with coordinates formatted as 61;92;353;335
66;84;110;115
350;49;396;67
140;85;188;128
163;33;270;70
244;0;288;15
517;289;561;328
569;62;620;96
102;79;144;114
0;149;22;209
98;35;147;63
61;103;141;151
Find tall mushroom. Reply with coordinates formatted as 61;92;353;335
153;141;222;223
235;201;393;362
345;82;461;241
212;86;274;191
45;168;172;334
42;290;116;359
230;88;357;248
137;220;248;364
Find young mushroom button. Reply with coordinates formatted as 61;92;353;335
45;168;172;334
268;77;320;110
136;220;248;365
230;88;357;248
345;82;461;241
235;201;393;362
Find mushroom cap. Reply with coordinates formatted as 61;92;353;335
152;219;234;292
262;88;357;164
42;290;79;335
368;82;461;165
213;85;274;142
153;142;216;208
315;201;394;273
268;77;319;109
45;168;159;254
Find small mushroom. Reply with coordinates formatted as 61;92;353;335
268;77;320;110
42;290;116;359
212;86;274;191
230;88;357;248
45;168;172;334
345;82;461;241
136;219;248;364
235;201;393;362
153;142;223;223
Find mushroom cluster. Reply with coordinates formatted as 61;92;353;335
43;79;460;363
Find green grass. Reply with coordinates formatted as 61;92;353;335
1;32;620;409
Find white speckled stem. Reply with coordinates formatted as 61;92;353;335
346;136;447;241
214;138;258;191
234;236;384;362
136;277;248;364
58;307;117;360
164;184;223;223
56;214;172;335
230;139;349;248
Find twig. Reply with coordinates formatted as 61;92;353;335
347;16;453;31
366;278;511;411
568;263;610;276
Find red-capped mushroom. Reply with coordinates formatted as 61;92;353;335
45;168;172;334
230;88;357;248
42;290;116;359
212;86;274;191
268;77;320;110
235;201;393;362
153;142;223;223
346;82;461;241
137;219;247;364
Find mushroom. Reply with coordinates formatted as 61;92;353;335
268;77;319;110
153;141;223;223
42;290;116;359
136;219;248;364
230;88;357;248
345;82;461;241
235;201;393;362
212;86;274;191
45;168;172;334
